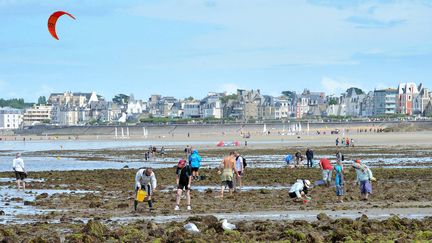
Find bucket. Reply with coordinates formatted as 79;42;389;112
136;189;147;202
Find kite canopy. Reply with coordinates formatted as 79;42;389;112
48;11;76;40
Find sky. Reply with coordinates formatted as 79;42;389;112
0;0;431;102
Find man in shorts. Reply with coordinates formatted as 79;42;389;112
134;167;157;212
218;151;239;198
12;153;26;190
174;159;192;211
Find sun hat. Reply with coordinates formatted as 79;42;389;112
304;180;311;188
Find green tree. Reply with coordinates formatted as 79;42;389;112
328;98;339;105
347;87;364;95
281;91;296;100
38;96;47;104
112;94;129;105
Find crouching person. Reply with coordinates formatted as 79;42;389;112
134;167;157;212
289;179;311;202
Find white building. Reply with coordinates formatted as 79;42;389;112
183;101;201;119
0;107;23;129
22;104;52;126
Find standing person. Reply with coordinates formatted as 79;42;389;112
305;148;314;168
288;179;311;202
134;168;157;212
353;160;374;201
174;159;192;211
217;152;239;198
234;152;245;190
189;150;202;180
294;150;303;167
334;160;344;203
319;158;333;186
350;138;355;147
335;150;343;163
12;153;26;190
184;145;191;157
336;138;339;147
346;138;350;147
160;146;166;157
144;151;149;161
341;138;345;146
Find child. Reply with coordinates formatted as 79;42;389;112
334;161;344;203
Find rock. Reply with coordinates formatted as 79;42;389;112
89;201;102;208
36;193;49;200
82;219;108;238
357;214;369;222
204;188;213;194
0;210;5;215
317;213;330;221
117;203;129;208
308;232;324;243
123;165;129;169
23;201;35;206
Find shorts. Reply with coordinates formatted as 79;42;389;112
178;183;190;190
222;180;234;189
336;185;344;196
191;167;199;172
237;171;243;176
136;184;152;196
289;192;298;198
15;171;26;180
322;170;333;182
360;180;372;194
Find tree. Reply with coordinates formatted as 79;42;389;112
347;87;364;95
186;96;194;101
220;94;238;104
281;91;296;100
328;98;339;105
38;96;47;105
112;94;129;105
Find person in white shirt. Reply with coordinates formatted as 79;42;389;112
12;153;26;190
234;152;244;190
134;167;157;212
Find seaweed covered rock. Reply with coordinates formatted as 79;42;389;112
82;220;109;239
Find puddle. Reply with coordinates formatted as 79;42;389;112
110;207;432;224
0;186;97;224
161;185;287;192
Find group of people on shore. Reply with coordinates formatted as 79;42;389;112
288;153;375;204
335;137;354;147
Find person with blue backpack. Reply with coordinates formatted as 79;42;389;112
189;150;202;180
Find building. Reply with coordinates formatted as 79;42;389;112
0;107;23;129
295;89;326;118
22;104;52;126
396;82;419;115
49;91;101;125
413;84;430;116
360;91;374;117
200;93;223;119
373;88;397;115
183;101;201;119
341;88;366;117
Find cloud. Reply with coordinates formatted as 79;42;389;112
320;77;362;95
346;16;406;28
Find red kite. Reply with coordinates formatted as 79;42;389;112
48;11;76;40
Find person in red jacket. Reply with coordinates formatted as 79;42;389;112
319;158;333;186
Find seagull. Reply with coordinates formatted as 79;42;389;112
184;222;200;233
221;219;236;231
